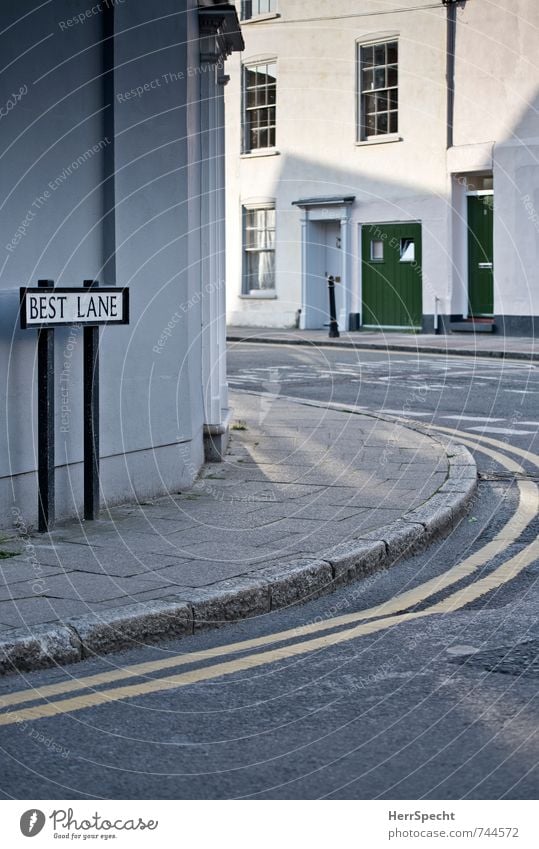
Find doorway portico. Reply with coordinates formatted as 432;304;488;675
292;196;355;331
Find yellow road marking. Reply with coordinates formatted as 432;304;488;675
425;537;539;613
429;422;539;467
0;430;535;711
0;533;537;728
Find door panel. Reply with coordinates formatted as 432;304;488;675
468;195;494;316
361;223;422;328
324;221;343;326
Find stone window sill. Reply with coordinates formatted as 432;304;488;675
241;13;280;25
241;149;281;159
356;134;403;147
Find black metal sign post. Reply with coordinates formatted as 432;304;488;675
83;280;100;520
37;279;55;533
20;281;129;532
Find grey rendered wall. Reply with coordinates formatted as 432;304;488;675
0;0;205;531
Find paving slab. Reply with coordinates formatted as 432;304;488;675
0;391;477;674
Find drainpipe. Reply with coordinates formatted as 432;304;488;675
443;0;459;149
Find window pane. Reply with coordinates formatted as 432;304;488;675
387;42;398;64
374;66;386;89
246;252;275;291
374;44;386;66
389;111;398;133
371;240;384;261
389;89;398;109
255;85;267;107
376;91;388;111
362;69;374;92
400;238;415;262
258;107;269;128
266;63;277;82
387;65;398;87
363;93;376;117
365;112;376;136
244;207;276;292
245;68;258;88
377;112;388;134
361;45;374;68
245;253;260;290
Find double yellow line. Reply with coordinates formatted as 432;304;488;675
0;427;536;726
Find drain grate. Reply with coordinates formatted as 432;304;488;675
450;640;539;678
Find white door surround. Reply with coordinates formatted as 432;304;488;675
292;196;355;331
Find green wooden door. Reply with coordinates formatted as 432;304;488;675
361;223;422;328
468;195;494;315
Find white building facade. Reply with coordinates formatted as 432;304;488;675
0;0;243;530
225;0;539;336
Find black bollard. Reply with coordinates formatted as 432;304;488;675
327;275;340;338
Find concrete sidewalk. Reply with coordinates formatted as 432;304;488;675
227;326;537;361
0;392;476;674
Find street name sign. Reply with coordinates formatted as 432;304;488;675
19;280;130;531
20;286;129;329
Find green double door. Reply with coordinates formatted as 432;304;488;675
468;195;494;316
361;223;422;328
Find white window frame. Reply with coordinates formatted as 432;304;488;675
242;203;276;296
357;38;399;142
242;60;277;154
240;0;277;21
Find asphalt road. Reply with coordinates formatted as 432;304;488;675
0;344;537;800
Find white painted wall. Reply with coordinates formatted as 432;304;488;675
225;0;539;330
225;0;449;328
452;0;539;324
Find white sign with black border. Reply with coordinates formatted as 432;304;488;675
20;286;129;329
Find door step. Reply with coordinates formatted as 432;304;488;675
450;319;495;333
